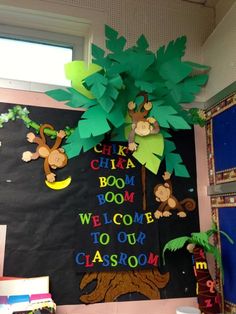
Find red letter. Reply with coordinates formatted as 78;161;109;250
148;252;159;266
92;215;102;227
90;159;99;170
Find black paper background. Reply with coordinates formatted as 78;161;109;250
0;103;199;304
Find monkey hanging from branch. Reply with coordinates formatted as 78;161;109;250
127;92;160;152
153;172;196;219
22;124;68;182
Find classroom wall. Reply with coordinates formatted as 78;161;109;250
0;226;6;277
0;0;215;61
0;0;221;313
215;0;236;25
202;1;236;100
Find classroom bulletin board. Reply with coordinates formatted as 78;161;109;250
0;103;199;305
207;91;236;313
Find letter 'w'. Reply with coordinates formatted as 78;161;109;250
79;213;92;224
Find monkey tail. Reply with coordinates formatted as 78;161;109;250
137;91;148;111
39;124;54;143
180;198;196;212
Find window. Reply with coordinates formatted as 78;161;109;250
0;24;85;91
0;3;107;93
0;37;73;86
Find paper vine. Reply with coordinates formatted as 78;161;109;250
0;105;74;138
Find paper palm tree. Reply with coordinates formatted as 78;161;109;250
162;224;233;314
46;25;209;177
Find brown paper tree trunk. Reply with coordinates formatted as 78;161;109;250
192;246;221;314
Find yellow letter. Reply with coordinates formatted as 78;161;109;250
113;213;123;225
196;261;207;270
94;144;102;153
118;145;127;156
145;212;154;224
92;250;103;263
99;177;107;188
126;158;135;169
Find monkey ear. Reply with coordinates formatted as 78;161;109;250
150;125;153;131
58;148;65;153
156;197;160;202
164;183;170;188
131;123;136;130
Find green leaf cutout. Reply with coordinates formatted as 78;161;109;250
159;58;192;84
162;236;190;265
64;127;104;158
45;88;96;109
133;133;164;174
164;139;190;177
65;61;102;98
45;89;71;102
92;44;112;69
151;102;191;130
78;103;125;138
136;34;149;51
184;61;211;71
156;36;186;69
105;25;126;53
84;73;123;113
179;74;209;103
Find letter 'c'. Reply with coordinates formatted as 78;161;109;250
113;213;123;225
75;252;85;265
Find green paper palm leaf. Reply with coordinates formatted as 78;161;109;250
163;226;234;280
79;103;125;138
105;25;126;54
151;102;191;130
111;49;155;80
219;230;234;244
92;44;112;69
164;139;190;177
136;34;149;51
162;236;190;265
184;61;210;71
64;61;102;98
178;74;209;103
84;73;107;99
132;133;164;174
191;232;212;250
159;58;192;84
63;127;104;158
156;36;187;67
45;88;96;109
84;73;123;113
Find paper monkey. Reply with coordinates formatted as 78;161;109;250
22;124;68;182
128;93;160;151
153;172;196;219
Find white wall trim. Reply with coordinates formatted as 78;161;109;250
0;78;67;93
0;2;106;92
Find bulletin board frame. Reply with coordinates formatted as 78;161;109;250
211;196;236;314
206;91;236;185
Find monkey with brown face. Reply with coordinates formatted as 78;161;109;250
128;93;160;152
153;172;196;219
22;124;68;182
